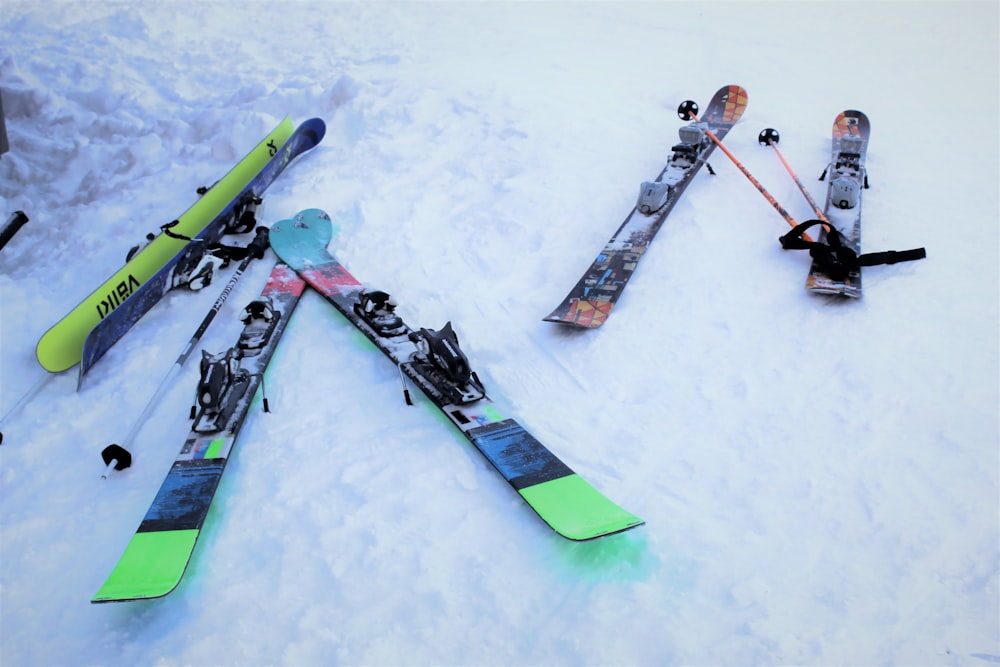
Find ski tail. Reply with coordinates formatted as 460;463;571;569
91;264;309;603
467;419;644;540
270;210;644;541
92;216;346;603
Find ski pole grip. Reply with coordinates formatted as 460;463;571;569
248;226;270;258
0;210;29;251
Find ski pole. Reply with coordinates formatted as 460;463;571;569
0;371;55;445
758;128;830;225
678;101;817;243
101;226;270;475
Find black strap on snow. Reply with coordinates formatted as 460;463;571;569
779;220;926;281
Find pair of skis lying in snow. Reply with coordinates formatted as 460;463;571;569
5;114;637;605
93;208;645;603
25;86;928;602
545;85;926;328
0;116;325;448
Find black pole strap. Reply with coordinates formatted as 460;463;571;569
858;247;927;267
779;219;926;280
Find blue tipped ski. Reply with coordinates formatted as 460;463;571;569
270;209;644;541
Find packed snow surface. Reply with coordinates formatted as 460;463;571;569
1;2;997;665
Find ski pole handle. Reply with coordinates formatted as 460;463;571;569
0;210;29;251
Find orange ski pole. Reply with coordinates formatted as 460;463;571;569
758;128;831;226
678;100;815;242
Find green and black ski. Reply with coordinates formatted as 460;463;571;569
270;209;644;541
92;260;309;603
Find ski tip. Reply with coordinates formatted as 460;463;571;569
718;84;748;124
299;117;327;148
833;109;871;137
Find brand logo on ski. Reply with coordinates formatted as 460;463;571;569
267;139;277;156
96;274;142;319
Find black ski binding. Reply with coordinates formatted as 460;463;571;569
167;226;269;292
169;240;225;291
228;192;262;235
354;289;407;337
671;123;709;163
191;347;250;433
238;296;280;357
407;322;486;405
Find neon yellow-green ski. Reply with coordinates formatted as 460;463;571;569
35;117;295;373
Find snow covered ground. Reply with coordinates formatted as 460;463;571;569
1;2;997;665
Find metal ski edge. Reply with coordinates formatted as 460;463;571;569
90;263;308;603
36;116;299;374
269;215;644;540
544;84;747;328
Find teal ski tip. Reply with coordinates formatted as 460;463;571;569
269;207;361;264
